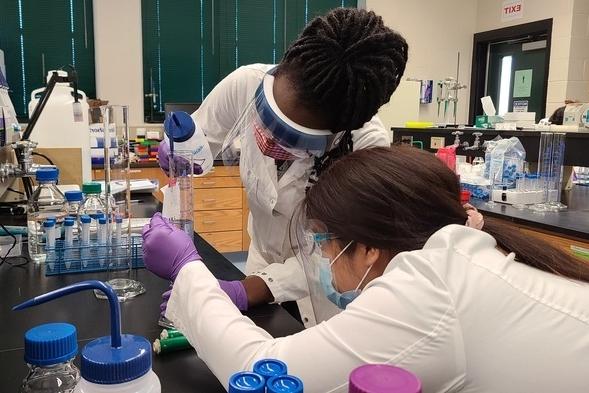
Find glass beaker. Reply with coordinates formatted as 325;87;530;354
95;105;146;301
166;150;194;239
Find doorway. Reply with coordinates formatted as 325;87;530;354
469;19;552;124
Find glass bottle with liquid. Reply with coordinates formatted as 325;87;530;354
78;182;105;231
20;323;80;393
64;190;84;219
27;168;68;263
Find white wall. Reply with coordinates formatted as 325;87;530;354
568;0;589;103
91;0;586;127
365;0;477;126
93;0;144;125
476;0;579;118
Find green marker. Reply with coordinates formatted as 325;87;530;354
160;328;184;340
152;336;192;355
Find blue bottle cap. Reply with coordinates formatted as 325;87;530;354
81;334;152;384
164;111;195;143
64;190;84;202
64;219;74;227
80;215;92;224
35;168;58;182
24;323;78;366
267;375;304;393
14;280;152;385
43;220;55;228
228;371;266;393
47;217;56;223
98;217;107;225
253;359;288;380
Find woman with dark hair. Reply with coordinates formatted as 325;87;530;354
157;8;409;326
143;146;589;392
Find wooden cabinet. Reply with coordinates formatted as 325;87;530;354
192;166;245;252
194;188;242;211
515;225;589;262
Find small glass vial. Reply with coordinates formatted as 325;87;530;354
349;364;421;393
228;372;266;393
267;375;304;393
20;323;80;393
253;358;287;385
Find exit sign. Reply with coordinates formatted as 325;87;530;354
502;0;524;21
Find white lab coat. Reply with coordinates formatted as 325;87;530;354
166;225;589;393
193;64;390;326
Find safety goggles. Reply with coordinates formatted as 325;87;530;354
304;231;340;251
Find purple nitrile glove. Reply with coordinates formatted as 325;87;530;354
158;139;204;175
159;280;248;315
160;285;173;317
218;280;249;311
142;212;201;281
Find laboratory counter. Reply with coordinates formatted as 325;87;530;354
0;195;304;392
469;186;589;254
92;161;161;170
391;126;589;166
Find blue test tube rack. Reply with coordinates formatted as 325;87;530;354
44;236;144;276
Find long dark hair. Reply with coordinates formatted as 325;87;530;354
304;146;589;283
276;7;409;178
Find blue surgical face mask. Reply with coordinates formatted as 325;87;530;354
319;241;373;310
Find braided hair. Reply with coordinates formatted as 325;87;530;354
276;8;409;178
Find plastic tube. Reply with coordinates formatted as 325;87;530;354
160;329;184;340
64;218;74;269
43;220;56;270
98;216;107;267
152;336;191;355
114;215;122;244
80;215;91;267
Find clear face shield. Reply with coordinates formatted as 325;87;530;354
291;206;343;323
219;69;343;165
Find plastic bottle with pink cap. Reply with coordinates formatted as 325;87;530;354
348;364;422;393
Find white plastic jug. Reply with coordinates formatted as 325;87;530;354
28;70;91;181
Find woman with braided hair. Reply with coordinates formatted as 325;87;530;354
155;8;409;327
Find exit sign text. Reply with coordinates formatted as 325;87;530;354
502;0;524;21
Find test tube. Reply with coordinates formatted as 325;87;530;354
98;216;107;267
548;133;567;211
64;218;74;269
113;215;123;265
80;215;91;267
114;215;122;244
515;173;525;192
43;220;56;270
530;132;553;212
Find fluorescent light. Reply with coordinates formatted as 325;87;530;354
498;55;512;116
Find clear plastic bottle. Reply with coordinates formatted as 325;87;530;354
27;168;68;263
78;183;105;233
13;280;161;393
20;322;80;393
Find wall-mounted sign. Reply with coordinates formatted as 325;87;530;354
513;69;533;98
502;0;524;22
513;100;529;112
